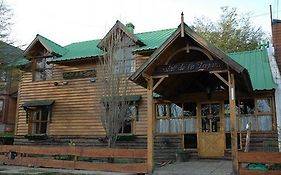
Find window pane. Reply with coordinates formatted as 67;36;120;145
122;120;132;133
156;119;169;133
40;122;47;134
184;117;196;133
41;108;49;121
156;104;168;117
239;115;257;131
35;57;53;81
183;103;196;117
211;103;220;115
225;115;230;132
170;118;183;133
224;101;239;115
126;105;137;119
239;99;255;114
201;104;209;116
170;103;182;118
257;99;271;113
257;115;272;131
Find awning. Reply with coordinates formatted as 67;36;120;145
22;100;55;108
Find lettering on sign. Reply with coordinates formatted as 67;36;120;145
154;60;226;75
63;69;96;79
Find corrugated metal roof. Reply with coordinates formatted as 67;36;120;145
37;34;68;56
57;39;103;62
228;49;277;91
52;28;176;62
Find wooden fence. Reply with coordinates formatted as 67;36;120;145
238;151;281;175
0;145;147;173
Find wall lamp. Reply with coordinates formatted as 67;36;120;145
54;81;68;86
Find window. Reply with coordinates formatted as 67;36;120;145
156;102;196;134
23;100;54;136
29;108;49;135
34;57;53;81
114;47;135;74
237;98;273;132
119;105;137;134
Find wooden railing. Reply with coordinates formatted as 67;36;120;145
0;145;147;173
238;151;281;175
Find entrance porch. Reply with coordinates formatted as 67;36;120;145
130;22;277;174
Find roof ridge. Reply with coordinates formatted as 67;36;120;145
64;38;101;47
37;34;68;52
228;48;266;55
135;28;176;35
63;28;176;47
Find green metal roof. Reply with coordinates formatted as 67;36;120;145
228;49;277;91
21;25;276;91
58;39;103;62
36;34;68;56
52;28;176;63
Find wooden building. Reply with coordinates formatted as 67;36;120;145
0;41;23;135
15;21;278;163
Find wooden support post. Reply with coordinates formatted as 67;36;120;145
228;72;238;175
147;77;154;174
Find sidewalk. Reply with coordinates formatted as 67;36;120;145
153;159;233;175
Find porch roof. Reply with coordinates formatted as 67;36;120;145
129;23;255;96
229;49;277;90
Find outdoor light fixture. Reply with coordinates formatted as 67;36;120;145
90;78;96;83
54;81;68;86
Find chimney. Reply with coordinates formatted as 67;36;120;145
272;19;281;72
126;23;135;33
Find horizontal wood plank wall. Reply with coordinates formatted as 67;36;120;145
15;55;148;137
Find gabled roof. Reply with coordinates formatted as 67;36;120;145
97;20;145;49
24;34;68;57
129;23;252;91
0;41;23;65
51;28;176;63
228;49;277;90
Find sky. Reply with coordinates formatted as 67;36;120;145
6;0;281;49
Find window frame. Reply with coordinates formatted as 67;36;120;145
155;102;197;135
118;103;137;135
24;105;53;136
233;97;275;132
32;57;53;81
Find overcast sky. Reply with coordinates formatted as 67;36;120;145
7;0;280;48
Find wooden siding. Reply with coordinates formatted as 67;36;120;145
15;55;148;137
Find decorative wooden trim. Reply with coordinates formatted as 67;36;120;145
154;60;227;76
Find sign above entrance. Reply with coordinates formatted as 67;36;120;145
154;60;227;75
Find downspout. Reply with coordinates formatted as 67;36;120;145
268;46;281;150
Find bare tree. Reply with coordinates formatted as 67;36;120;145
0;0;12;42
99;28;133;148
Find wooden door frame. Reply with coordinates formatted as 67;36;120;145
197;101;225;157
